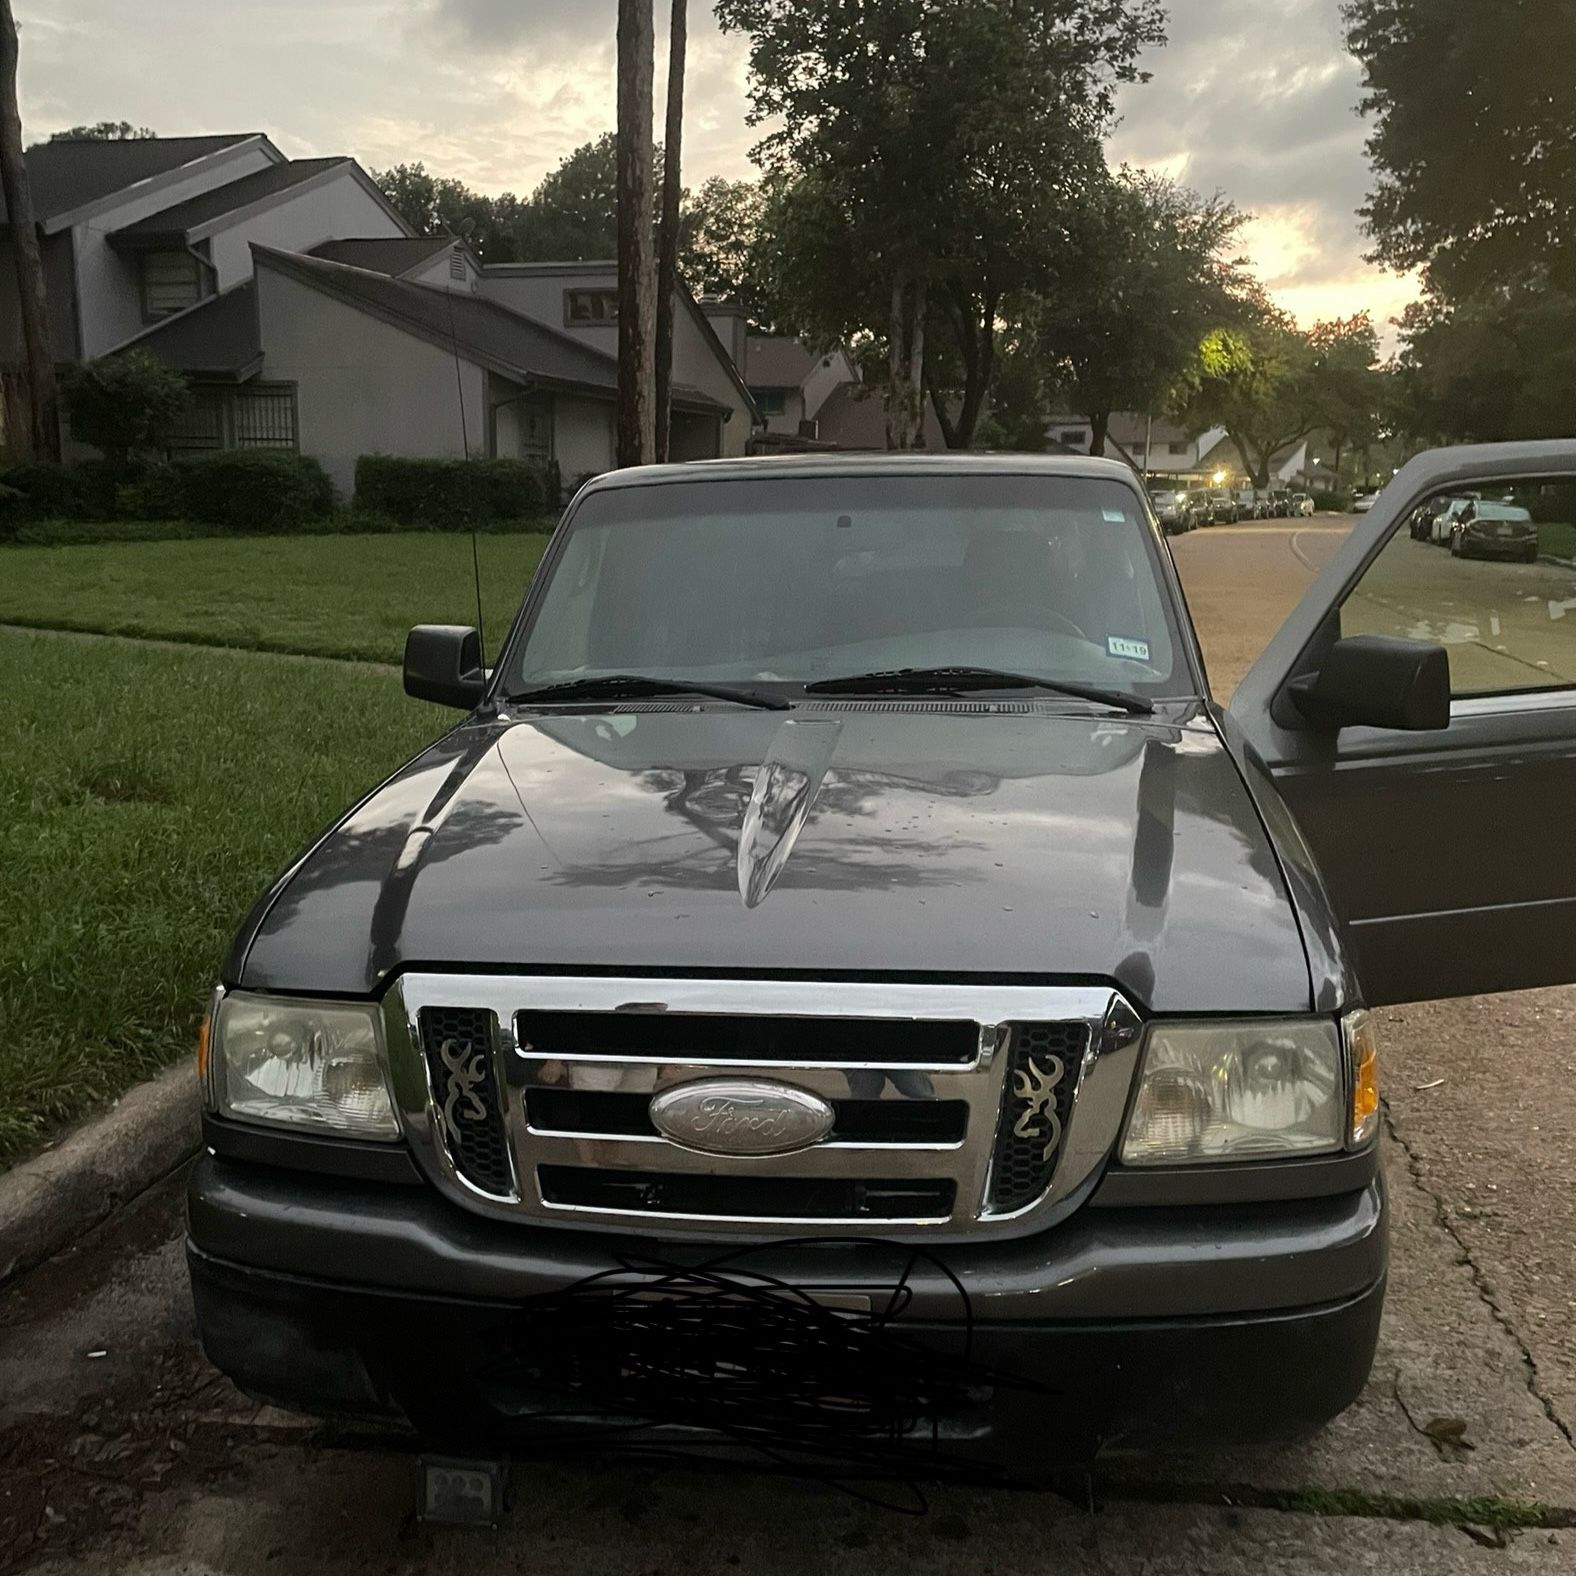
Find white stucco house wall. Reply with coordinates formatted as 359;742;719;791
2;133;759;491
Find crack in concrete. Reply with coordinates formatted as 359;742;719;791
1383;1100;1576;1455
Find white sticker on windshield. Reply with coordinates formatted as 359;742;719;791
1102;508;1127;522
1107;636;1151;662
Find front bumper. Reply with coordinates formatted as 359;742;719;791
186;1156;1387;1472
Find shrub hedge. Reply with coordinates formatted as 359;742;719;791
354;455;561;526
0;453;561;545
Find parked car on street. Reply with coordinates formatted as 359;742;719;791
1409;496;1453;540
1430;495;1477;544
1205;488;1238;524
1149;488;1195;535
1235;487;1263;520
1267;490;1294;518
1352;491;1379;514
1289;493;1315;517
187;448;1576;1479
1450;500;1539;562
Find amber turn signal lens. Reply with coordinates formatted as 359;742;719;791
196;1009;212;1085
1346;1010;1380;1148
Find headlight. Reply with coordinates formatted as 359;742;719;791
1120;1018;1346;1166
209;991;400;1140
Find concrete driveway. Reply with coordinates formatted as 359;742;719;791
1;516;1573;1573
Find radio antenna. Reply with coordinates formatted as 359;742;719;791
446;217;486;664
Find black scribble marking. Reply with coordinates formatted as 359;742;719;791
457;1238;1063;1510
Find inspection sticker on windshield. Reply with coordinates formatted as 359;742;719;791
1102;508;1127;522
1107;636;1151;662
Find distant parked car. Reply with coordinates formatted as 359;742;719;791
1450;501;1539;563
1431;495;1477;544
1352;492;1379;514
1149;489;1195;535
1289;493;1315;518
1205;489;1238;525
1235;488;1263;520
1409;497;1452;540
1267;490;1294;518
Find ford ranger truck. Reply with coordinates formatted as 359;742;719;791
188;447;1576;1472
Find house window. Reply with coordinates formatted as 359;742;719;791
168;387;226;451
750;388;788;417
235;385;299;449
141;250;208;319
167;384;298;452
565;288;619;325
1169;440;1190;455
1058;429;1087;447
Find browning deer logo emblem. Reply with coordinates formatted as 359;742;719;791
1013;1055;1066;1162
437;1037;489;1145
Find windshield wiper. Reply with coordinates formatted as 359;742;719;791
802;666;1155;716
508;674;792;712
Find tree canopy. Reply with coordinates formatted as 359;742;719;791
1344;0;1576;298
715;0;1166;447
46;121;155;142
1024;170;1249;456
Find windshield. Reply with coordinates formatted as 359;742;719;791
507;473;1187;699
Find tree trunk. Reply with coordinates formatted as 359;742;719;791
654;0;686;464
939;283;996;449
885;277;927;450
616;0;657;468
1088;411;1110;458
1330;434;1346;485
0;0;59;462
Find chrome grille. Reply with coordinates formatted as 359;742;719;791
386;976;1142;1241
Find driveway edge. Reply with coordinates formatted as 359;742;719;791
0;1063;199;1286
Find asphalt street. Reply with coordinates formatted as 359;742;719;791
1;516;1573;1573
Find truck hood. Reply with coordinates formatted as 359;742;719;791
234;705;1314;1013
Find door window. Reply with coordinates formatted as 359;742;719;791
1340;479;1576;698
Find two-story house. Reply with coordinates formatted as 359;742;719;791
1;134;758;494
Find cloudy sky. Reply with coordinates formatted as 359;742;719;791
19;0;1418;331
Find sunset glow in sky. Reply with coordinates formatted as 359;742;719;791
20;0;1420;333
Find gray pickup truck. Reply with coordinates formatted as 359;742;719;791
189;447;1576;1475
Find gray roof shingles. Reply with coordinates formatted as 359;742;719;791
157;247;728;411
309;237;453;276
123;283;262;380
5;134;258;227
111;158;348;244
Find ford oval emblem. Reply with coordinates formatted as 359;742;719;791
650;1079;835;1157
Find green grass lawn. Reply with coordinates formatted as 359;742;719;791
0;628;449;1164
0;531;552;664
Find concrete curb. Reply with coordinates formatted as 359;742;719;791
0;1062;200;1286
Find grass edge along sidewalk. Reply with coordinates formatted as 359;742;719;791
0;627;449;1167
0;530;553;666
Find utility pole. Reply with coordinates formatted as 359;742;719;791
0;0;59;461
616;0;656;468
654;0;687;464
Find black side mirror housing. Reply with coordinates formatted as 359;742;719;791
404;625;486;710
1288;635;1450;732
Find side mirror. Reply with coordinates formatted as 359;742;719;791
404;625;486;710
1287;635;1450;732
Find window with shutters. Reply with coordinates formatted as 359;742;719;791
141;250;208;319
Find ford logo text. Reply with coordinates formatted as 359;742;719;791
650;1080;836;1157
